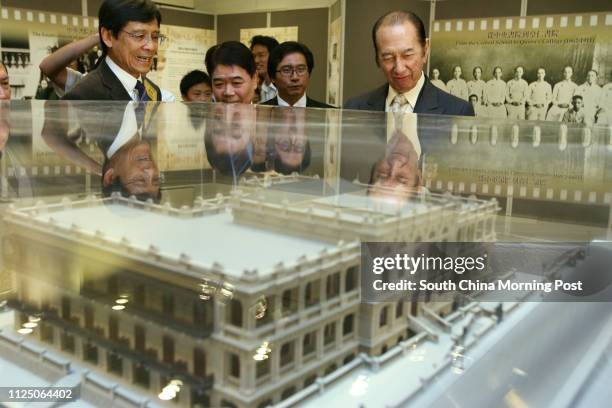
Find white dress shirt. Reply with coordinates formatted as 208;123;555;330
277;93;307;107
106;56;175;102
385;73;425;113
260;81;277;103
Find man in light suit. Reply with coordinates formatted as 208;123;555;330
344;11;473;116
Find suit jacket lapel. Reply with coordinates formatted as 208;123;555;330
99;60;132;100
414;77;444;114
366;84;388;111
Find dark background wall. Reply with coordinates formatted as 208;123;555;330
342;0;430;103
342;0;611;104
271;8;328;102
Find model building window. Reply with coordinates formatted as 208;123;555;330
256;357;270;379
60;332;75;353
304;375;317;387
84;305;94;329
134;284;146;305
395;301;403;318
343;314;354;336
282;287;298;315
343;354;355;365
193;300;209;326
281;386;296;400
326;273;340;299
324;363;337;375
228;352;240;378
227;299;243;327
257;399;273;408
163;336;175;364
324;322;336;345
40;323;54;343
193;348;206;378
83;342;98;364
60;296;71;320
108;275;118;296
303;331;316;356
345;266;358;292
107;352;123;375
108;315;119;340
280;341;295;367
304;280;320;307
134;325;146;352
162;292;174;316
379;306;388;327
133;362;150;388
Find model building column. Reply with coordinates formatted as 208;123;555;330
316;327;324;359
240;352;255;392
270;346;280;382
213;301;225;334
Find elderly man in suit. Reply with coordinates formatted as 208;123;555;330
63;0;174;101
344;10;473;116
261;41;333;108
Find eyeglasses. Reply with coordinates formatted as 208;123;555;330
122;30;167;45
276;65;308;77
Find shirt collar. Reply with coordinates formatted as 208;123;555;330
385;73;425;112
105;56;141;99
261;81;276;93
277;93;307;107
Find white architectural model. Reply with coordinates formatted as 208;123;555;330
1;176;497;408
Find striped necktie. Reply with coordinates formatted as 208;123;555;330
134;80;150;102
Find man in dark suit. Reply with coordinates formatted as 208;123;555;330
261;41;333;108
63;0;174;101
344;11;473;116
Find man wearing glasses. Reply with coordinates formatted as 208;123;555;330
261;41;333;108
63;0;174;101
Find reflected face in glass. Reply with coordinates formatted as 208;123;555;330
212;64;258;104
104;141;160;197
252;44;270;78
273;109;307;171
376;22;429;94
0;66;10;100
537;68;546;81
274;52;310;104
369;132;421;203
184;82;212;102
0;105;8;153
102;20;160;78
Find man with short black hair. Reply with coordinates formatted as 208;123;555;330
63;0;174;101
180;70;212;102
262;41;332;108
207;41;258;104
344;10;472;116
562;95;585;124
0;62;10;100
250;35;279;102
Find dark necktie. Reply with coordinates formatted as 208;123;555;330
134;80;149;102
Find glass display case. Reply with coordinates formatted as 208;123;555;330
0;100;611;408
